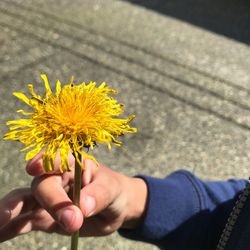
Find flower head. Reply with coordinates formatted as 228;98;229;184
4;74;137;172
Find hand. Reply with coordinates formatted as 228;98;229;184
0;153;148;242
0;187;59;243
26;152;148;236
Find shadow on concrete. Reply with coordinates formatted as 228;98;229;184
125;0;250;44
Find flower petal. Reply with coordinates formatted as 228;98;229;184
13;92;31;106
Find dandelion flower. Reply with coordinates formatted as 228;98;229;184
4;74;137;172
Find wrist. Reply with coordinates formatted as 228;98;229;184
121;177;148;229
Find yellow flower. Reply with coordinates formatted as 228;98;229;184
4;74;137;172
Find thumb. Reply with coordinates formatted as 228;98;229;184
80;166;122;218
80;183;112;218
82;195;97;217
80;183;111;218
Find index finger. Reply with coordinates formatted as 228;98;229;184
31;174;83;233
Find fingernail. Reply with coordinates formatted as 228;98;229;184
60;209;75;230
85;196;96;217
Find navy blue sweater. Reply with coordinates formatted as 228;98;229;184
118;170;248;250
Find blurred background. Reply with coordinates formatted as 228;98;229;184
0;0;249;249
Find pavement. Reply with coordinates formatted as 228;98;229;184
0;0;249;249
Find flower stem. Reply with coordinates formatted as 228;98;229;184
71;152;82;250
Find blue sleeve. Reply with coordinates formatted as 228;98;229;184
118;170;248;250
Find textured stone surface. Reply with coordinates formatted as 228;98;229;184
0;0;249;249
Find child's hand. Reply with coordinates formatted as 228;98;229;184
26;152;148;236
0;153;147;242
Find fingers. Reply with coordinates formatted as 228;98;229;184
31;174;83;233
26;151;75;176
0;188;40;243
0;208;67;243
0;188;36;229
81;158;99;186
29;209;63;234
0;211;33;242
28;151;99;233
28;152;125;237
26;151;45;176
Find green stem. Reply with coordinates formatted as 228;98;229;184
71;152;82;250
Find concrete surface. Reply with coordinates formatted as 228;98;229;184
0;0;250;249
